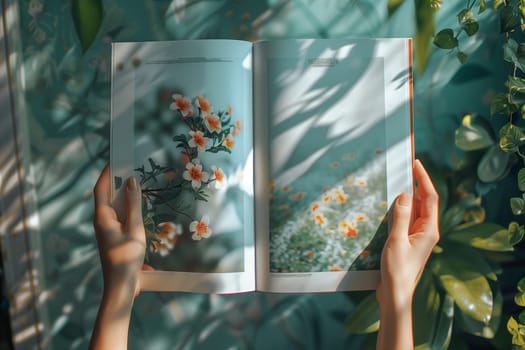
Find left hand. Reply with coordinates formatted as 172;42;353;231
93;164;146;298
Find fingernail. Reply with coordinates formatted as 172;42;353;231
397;192;411;207
127;176;138;191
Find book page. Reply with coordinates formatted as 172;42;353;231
111;40;254;293
254;39;413;292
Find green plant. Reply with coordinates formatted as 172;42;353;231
346;158;524;348
436;1;525;348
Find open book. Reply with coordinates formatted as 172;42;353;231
110;38;413;293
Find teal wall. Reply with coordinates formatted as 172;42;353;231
16;1;504;349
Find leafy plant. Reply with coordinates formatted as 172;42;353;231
434;1;525;347
136;94;241;258
72;0;103;53
346;158;524;348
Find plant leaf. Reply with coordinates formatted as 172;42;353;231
477;144;511;182
345;293;380;334
515;292;525;307
500;6;520;33
455;114;494;151
491;93;518;116
456;281;502;338
448;223;514;251
431;294;454;349
499;124;525;152
415;0;437;74
433;28;458;49
511;197;525;215
413;270;441;349
518;168;525;191
431;244;495;324
72;0;103;53
387;0;406;17
463;18;479;36
440;194;479;234
518;277;525;292
457;51;468;64
479;0;486;13
508;222;525;246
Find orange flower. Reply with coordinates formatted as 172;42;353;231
357;180;367;187
190;216;212;240
379;201;388;209
170;94;194;117
188;130;208;151
196;95;212;114
289;192;304;201
332;188;347;204
222;134;235;149
329;266;342;272
181;154;190;165
227;105;233;115
356;214;366;222
339;220;358;238
314;213;327;227
306;251;314;258
156;222;182;249
183;158;210;189
231;119;241;136
281;185;291;193
330;162;340;169
310;202;320;212
211;166;225;188
322;194;331;203
204;113;222;133
151;240;170;257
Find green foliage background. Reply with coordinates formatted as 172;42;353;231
7;0;525;349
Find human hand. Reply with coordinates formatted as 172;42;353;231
377;159;440;309
93;164;146;299
375;159;439;350
91;164;145;349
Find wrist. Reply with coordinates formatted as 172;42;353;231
377;283;414;313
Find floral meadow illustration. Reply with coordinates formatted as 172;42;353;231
267;54;389;273
269;154;388;273
132;90;245;272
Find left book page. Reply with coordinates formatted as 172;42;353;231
110;40;255;293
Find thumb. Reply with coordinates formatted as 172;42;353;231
125;176;144;236
389;192;412;241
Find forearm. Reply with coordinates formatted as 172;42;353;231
377;294;413;350
89;286;135;350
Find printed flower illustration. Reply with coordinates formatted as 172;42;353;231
156;222;182;249
313;213;327;227
356;214;367;222
183;158;210;189
231;119;241;136
332;187;347;204
196;95;212;114
188;130;208;151
204;113;222;133
170;94;194;117
339;220;358;238
151;241;170;257
137;93;242;257
190;216;212;240
211;166;225;188
222;134;235;150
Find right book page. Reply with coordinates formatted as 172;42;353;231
254;38;413;292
